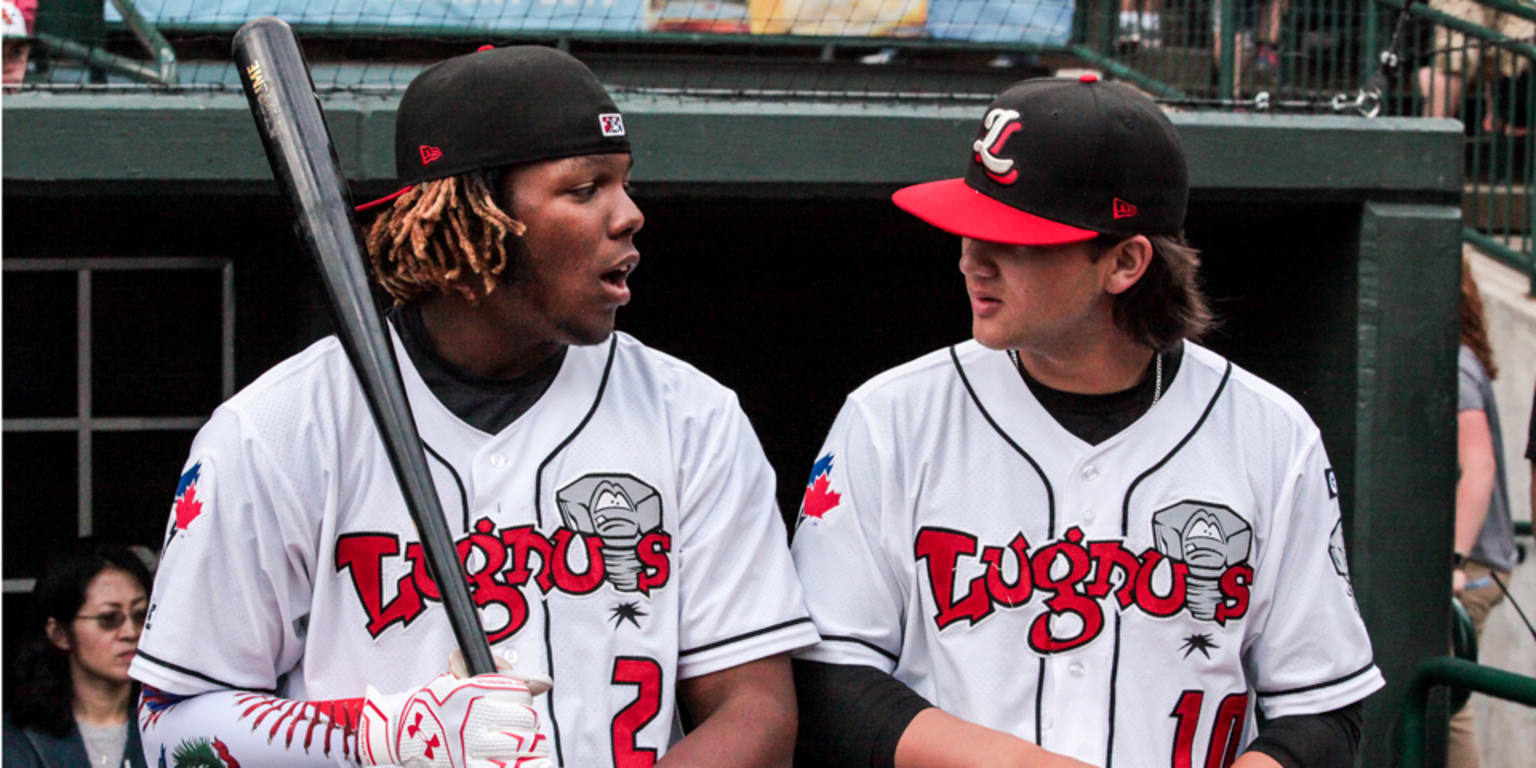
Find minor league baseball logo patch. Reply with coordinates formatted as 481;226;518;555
1151;501;1253;622
556;473;662;593
1325;468;1339;499
599;113;626;137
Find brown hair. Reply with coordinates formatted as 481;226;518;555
1096;233;1216;351
1460;257;1498;379
364;169;526;305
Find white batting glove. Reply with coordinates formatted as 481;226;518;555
356;655;554;768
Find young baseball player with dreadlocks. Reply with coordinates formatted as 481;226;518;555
131;46;817;768
788;76;1383;768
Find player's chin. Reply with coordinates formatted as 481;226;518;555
970;320;1017;351
560;312;619;347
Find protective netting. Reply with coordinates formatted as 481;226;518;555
11;0;1536;272
5;0;1525;118
0;0;1503;108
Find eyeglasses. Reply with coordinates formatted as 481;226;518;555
74;608;148;631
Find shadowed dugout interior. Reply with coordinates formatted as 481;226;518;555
2;191;1356;601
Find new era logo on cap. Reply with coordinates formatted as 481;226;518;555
419;145;444;166
599;114;626;138
1112;198;1138;219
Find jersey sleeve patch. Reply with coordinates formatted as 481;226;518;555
800;453;843;521
170;462;207;537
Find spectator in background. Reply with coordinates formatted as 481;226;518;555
1417;0;1533;133
1448;258;1517;768
3;540;152;768
1211;0;1288;86
1;0;31;88
1527;382;1534;520
1118;0;1161;49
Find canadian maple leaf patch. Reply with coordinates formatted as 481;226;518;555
801;453;842;520
172;462;205;531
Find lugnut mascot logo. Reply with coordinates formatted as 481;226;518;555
335;473;671;643
973;108;1023;185
915;500;1253;655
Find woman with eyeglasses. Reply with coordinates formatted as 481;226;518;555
4;539;152;768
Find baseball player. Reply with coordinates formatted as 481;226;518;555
789;76;1383;768
130;46;818;767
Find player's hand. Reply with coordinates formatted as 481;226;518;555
357;660;554;768
1452;567;1467;595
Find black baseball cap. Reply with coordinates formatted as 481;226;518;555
892;74;1187;245
359;45;630;210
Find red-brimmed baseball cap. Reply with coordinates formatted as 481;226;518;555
893;74;1187;245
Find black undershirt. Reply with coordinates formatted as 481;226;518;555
791;346;1362;768
1014;345;1185;445
388;304;565;434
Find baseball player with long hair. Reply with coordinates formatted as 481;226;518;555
130;46;817;767
789;76;1382;767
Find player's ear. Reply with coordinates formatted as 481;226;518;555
45;617;72;651
1103;234;1153;296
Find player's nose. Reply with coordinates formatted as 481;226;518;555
611;186;644;239
959;238;997;278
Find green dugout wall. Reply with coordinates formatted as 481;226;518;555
3;95;1463;767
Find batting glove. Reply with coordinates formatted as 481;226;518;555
356;657;554;768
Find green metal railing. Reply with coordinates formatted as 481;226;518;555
1087;0;1536;293
1397;657;1536;767
1379;0;1536;294
33;0;177;84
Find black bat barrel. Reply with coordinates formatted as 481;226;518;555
232;17;497;678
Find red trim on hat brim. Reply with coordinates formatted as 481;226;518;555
891;178;1099;246
355;185;414;213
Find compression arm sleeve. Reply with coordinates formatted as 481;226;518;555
138;686;363;767
792;659;932;767
1243;702;1363;768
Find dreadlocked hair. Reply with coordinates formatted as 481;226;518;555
365;169;527;305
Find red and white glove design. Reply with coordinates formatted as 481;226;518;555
356;669;553;768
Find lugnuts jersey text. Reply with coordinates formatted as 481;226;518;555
132;331;818;768
791;341;1381;768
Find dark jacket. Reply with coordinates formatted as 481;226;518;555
2;712;149;768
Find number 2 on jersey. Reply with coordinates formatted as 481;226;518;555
612;657;662;768
1169;690;1249;768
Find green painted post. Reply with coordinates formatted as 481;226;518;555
1354;201;1464;768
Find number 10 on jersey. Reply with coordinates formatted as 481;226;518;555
1169;691;1249;768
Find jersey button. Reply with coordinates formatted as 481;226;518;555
1082;509;1096;524
1081;464;1099;481
1069;661;1086;677
489;453;508;468
1044;716;1054;731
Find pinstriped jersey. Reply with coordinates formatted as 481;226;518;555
131;330;818;767
790;340;1382;767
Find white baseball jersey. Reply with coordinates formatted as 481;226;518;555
790;340;1382;767
131;329;818;766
